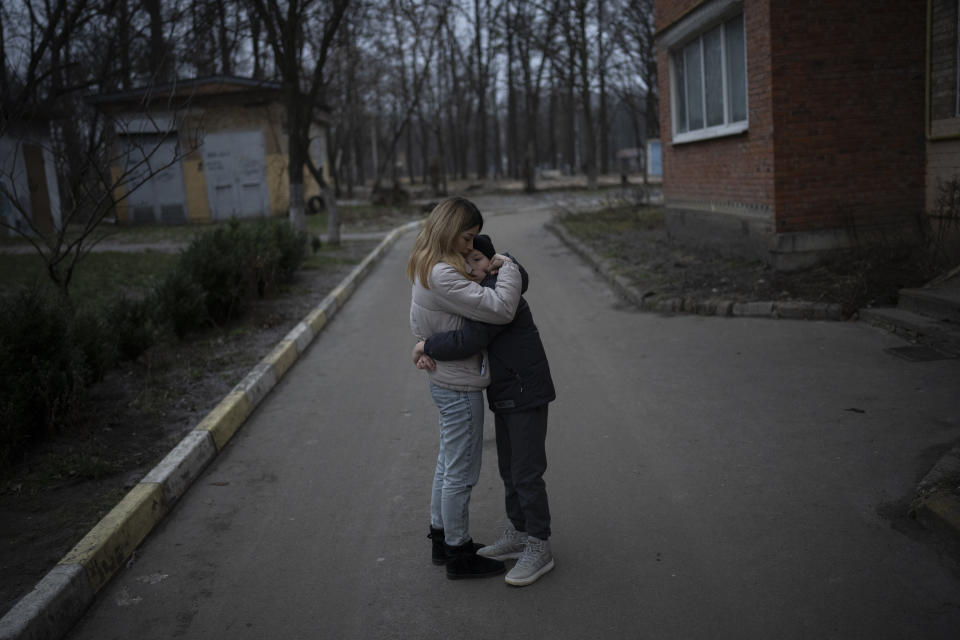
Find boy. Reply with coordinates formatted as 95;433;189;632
413;235;556;587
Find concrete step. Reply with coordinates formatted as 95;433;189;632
899;286;960;323
858;307;960;357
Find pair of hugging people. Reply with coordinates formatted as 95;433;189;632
407;196;556;587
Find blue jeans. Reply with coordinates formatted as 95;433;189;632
429;383;485;546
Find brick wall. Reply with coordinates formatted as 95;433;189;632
656;0;926;255
769;0;926;234
656;0;775;212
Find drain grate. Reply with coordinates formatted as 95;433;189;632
884;346;955;361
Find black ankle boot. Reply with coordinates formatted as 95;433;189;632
429;528;484;565
428;527;447;565
444;540;506;580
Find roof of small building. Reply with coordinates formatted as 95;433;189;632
85;75;285;105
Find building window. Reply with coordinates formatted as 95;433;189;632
670;12;747;144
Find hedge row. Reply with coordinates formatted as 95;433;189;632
0;218;306;467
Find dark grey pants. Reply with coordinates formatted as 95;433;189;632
494;405;551;540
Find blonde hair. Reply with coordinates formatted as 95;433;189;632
406;197;484;288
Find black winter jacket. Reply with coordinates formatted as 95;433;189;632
423;266;555;414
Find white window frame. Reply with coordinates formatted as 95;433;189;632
663;1;748;144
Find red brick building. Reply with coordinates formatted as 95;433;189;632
654;0;930;270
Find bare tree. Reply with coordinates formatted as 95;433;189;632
327;4;372;199
145;0;176;82
562;0;598;189
596;0;609;174
612;0;658;139
185;0;234;76
246;0;349;241
465;0;503;180
369;0;448;195
508;0;559;192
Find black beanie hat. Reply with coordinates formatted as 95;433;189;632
472;234;496;259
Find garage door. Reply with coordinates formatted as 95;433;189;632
123;136;187;225
203;131;268;220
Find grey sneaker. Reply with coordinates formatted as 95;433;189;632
505;537;555;586
477;526;527;561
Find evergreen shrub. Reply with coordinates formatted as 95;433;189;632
0;289;88;465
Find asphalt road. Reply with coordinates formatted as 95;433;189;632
66;198;960;639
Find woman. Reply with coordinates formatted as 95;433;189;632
406;197;523;580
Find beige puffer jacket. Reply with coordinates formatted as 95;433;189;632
410;259;522;391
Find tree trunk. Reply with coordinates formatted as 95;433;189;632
575;2;597;189
286;85;308;233
474;0;487;180
506;25;518;179
565;43;576;174
118;0;131;89
354;125;365;187
250;11;263;79
216;0;231;75
288;153;307;233
406;122;415;184
597;0;609;175
492;79;503;179
145;0;171;81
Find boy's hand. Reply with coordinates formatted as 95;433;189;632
486;253;512;275
412;340;426;364
416;355;436;371
412;341;435;370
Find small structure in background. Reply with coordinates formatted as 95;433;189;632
87;76;330;225
615;147;641;184
646;139;662;184
615;142;662;187
0;115;62;237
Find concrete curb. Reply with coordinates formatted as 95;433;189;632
0;220;422;640
546;220;845;321
910;444;960;548
911;491;960;551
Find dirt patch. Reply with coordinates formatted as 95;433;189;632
556;205;935;317
0;238;380;616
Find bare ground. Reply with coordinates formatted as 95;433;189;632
555;205;937;317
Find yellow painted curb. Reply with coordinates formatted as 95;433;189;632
265;339;299;379
305;308;327;333
59;483;164;593
332;284;350;306
195;389;253;450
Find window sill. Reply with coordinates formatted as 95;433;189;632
672;121;748;145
